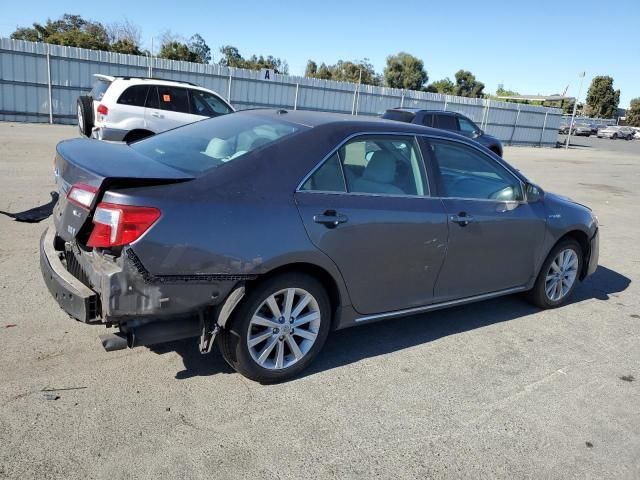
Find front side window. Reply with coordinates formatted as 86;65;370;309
435;114;457;131
428;139;522;201
190;90;233;117
457;116;478;137
130;114;301;174
302;136;428;196
156;86;190;113
117;85;149;107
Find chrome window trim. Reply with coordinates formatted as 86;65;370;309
295;130;527;203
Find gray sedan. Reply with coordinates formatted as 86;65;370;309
40;110;599;383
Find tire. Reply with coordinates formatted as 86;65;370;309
217;273;332;383
612;133;618;140
77;96;94;137
124;130;154;144
526;239;582;309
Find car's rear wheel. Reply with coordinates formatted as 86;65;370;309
217;273;331;383
527;239;582;309
77;96;94;137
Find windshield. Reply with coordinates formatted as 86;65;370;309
130;113;302;174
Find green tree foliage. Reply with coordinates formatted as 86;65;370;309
107;20;142;55
11;14;110;50
189;34;211;63
383;52;427;90
219;45;288;73
626;98;640;127
158;32;212;64
453;70;485;98
305;59;379;85
427;78;455;94
584;76;620;118
495;87;519;97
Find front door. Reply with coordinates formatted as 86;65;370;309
295;135;448;315
424;138;546;300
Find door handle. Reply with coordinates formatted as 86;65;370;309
450;212;474;226
151;111;164;118
313;210;348;228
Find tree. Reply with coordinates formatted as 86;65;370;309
496;87;519;97
584;76;620;118
626;98;640;127
11;14;110;50
189;34;211;64
453;70;485;98
218;45;244;68
305;58;379;85
427;78;455;94
383;52;427;91
159;41;198;62
218;45;288;73
107;19;142;54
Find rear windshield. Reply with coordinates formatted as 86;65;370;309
90;79;111;101
130;113;302;174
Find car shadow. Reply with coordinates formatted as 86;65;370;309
155;265;630;381
0;191;58;223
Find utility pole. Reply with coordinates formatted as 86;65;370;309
565;71;585;149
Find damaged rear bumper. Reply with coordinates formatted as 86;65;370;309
39;226;246;326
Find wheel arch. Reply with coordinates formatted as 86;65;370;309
550;229;591;280
123;128;154;143
248;262;343;330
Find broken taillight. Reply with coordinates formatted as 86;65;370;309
87;202;161;248
67;183;97;209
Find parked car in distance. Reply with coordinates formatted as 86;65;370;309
382;108;503;157
41;110;599;383
77;74;234;143
572;124;592;136
558;123;571;135
597;125;634;140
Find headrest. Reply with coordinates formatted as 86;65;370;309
362;151;397;183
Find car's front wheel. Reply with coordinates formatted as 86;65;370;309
527;239;582;309
218;273;331;383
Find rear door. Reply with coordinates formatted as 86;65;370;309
144;85;196;132
295;134;448;315
423;138;546;300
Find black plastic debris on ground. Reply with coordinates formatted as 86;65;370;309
0;192;58;223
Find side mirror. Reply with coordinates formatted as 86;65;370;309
526;183;544;203
473;129;483;138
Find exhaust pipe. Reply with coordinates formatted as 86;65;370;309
99;317;201;352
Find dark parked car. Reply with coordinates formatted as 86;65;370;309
41;110;599;383
382;108;503;157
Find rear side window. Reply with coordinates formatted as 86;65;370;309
90;79;111;101
190;90;233;117
117;85;149;107
301;153;345;192
156;86;190;113
421;114;434;127
435;114;457;131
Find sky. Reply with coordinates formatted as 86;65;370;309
1;0;638;107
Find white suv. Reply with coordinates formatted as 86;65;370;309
77;74;234;142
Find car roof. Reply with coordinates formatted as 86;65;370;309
234;109;472;139
387;107;458;115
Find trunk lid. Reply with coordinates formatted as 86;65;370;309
53;138;193;242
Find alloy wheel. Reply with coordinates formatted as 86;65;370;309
246;288;321;370
77;105;83;135
544;248;578;301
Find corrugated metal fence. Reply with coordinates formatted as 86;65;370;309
0;38;562;146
